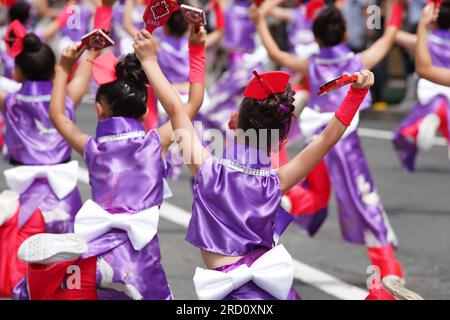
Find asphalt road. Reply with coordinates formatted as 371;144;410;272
1;103;449;300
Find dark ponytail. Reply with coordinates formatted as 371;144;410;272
15;33;56;81
237;85;296;150
95;53;148;119
312;4;346;47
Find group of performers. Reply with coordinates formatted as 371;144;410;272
0;0;446;300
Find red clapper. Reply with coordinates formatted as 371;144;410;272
77;29;114;51
143;0;180;33
317;74;358;96
180;4;206;29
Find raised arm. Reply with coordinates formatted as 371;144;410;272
361;0;406;70
205;0;225;48
278;70;373;193
134;29;209;176
49;46;90;155
415;3;450;86
157;27;207;154
66;49;100;108
123;0;140;37
250;4;309;74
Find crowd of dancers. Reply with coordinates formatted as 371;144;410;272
0;0;447;300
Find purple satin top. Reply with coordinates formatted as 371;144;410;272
186;143;281;256
3;81;75;165
61;4;92;41
156;30;190;84
84;117;165;214
308;44;372;112
1;51;14;79
428;29;450;68
223;1;256;53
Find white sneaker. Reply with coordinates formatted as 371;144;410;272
382;276;424;300
0;190;20;227
18;233;88;264
417;113;441;151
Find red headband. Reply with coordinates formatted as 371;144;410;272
1;0;17;8
3;19;28;58
143;0;180;33
243;71;290;100
92;52;118;85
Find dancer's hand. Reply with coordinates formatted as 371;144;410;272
189;26;207;46
133;29;157;63
351;70;374;90
59;45;85;73
420;2;440;27
249;4;263;24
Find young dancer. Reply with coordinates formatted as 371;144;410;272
0;30;94;297
133;28;373;300
15;26;207;300
393;1;450;170
252;1;407;298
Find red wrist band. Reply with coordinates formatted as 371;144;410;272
189;43;206;84
57;4;72;28
334;86;369;126
94;6;113;32
213;0;225;30
388;2;404;28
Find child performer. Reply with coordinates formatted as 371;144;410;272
15;26;207;300
252;0;407;298
393;1;450;170
0;31;93;298
134;28;374;300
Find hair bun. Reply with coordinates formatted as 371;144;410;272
115;53;148;90
23;33;42;53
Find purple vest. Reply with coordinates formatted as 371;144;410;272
427;29;450;69
223;0;256;53
4;81;75;165
186;143;281;256
308;44;372;112
156;31;190;84
60;4;93;41
84;117;165;214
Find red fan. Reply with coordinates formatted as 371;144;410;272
317;74;358;96
79;29;114;51
180;4;206;27
143;0;180;33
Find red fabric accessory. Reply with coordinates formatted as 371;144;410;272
143;0;180;33
243;71;290;100
144;86;159;130
91;52;118;85
334;86;368;126
79;29;114;51
3;20;27;58
306;0;326;21
428;0;443;5
318;74;358;96
189;43;206;84
212;0;225;30
254;0;265;7
387;2;404;28
57;3;74;28
94;6;113;32
28;257;98;300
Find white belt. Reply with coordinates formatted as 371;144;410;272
417;78;450;105
4;160;79;200
74;200;159;251
300;107;359;141
193;245;294;300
